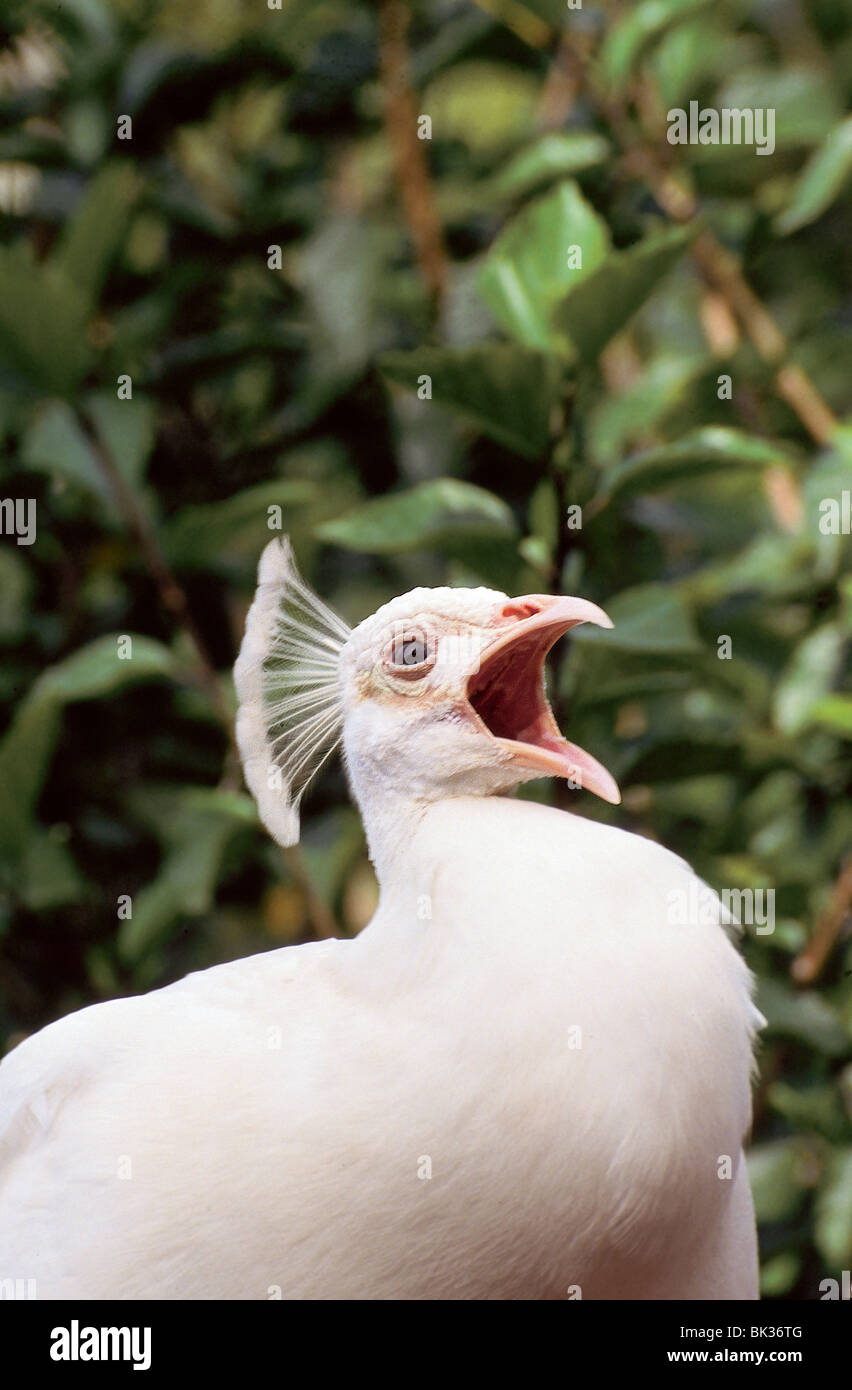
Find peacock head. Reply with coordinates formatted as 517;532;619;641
235;538;619;848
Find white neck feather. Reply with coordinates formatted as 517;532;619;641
343;750;435;887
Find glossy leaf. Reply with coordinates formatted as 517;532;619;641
0;246;91;397
598;427;797;501
316;479;517;553
600;0;712;88
815;1148;852;1267
757;977;849;1057
380;344;562;459
776;116;852;234
491;133;610;200
477;181;611;352
86;393;157;490
422;62;539;157
774;624;845;737
51;162;141;310
21;401;115;514
572;582;701;653
163;480;316;568
810;695;852;738
555;225;694;362
117;809;244;965
709;68;843;153
34;635;176;705
747;1139;812;1224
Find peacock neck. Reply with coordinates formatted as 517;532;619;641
353;782;433;888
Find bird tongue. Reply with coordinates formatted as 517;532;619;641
466;594;621;806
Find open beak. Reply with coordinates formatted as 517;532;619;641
465;594;621;805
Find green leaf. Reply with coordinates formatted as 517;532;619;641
572;582;701;653
757;977;850;1057
804;434;852;580
809;695;852;738
599;0;713;89
768;1080;849;1144
0;700;63;864
315;479;517;553
51;162;141;310
86;392;157;490
555;225;693;362
588;353;705;462
709;68;843;154
0;244;92;397
680;535;812;605
162;480;316;569
117;813;238;966
776;117;852;235
379;344;562;459
299;216;382;376
748;1139;812;1224
0;636;176;867
33;635;177;705
652;17;759;108
21;401;118;519
491;133;611;200
477;181;610;352
598;427;795;501
116;786;255;965
815;1148;852;1267
422;61;539;157
0;548;33;642
19;831;88;911
773;624;845;737
759;1252;801;1299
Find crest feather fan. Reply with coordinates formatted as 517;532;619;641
234;537;350;846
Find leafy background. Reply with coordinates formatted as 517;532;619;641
0;0;850;1299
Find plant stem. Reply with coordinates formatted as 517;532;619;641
792;854;852;985
378;0;449;319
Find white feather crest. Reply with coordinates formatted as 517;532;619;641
234;537;350;846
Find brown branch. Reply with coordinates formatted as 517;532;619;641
378;0;448;314
792;854;852;986
689;234;839;446
548;36;839;447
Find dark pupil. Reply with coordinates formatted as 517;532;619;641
397;638;426;666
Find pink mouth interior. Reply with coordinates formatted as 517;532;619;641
466;628;565;754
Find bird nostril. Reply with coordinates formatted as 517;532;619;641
501;600;542;621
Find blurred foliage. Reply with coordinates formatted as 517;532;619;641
0;0;850;1299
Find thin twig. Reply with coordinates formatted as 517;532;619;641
78;409;234;736
792;855;852;985
378;0;448;315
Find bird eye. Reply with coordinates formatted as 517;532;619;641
395;637;427;666
383;630;435;680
